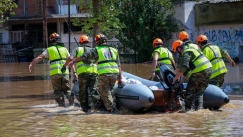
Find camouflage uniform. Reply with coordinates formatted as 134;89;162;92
209;73;225;87
177;50;212;111
45;43;74;107
81;46;120;112
72;46;104;112
51;73;74;107
78;73;104;111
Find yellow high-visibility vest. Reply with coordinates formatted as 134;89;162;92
183;48;212;77
152;47;173;71
48;45;69;76
202;44;227;79
75;47;98;75
96;45;119;75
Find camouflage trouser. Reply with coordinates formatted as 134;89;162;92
154;64;175;82
209;73;226;87
98;74;117;112
185;68;212;111
78;73;104;112
51;74;74;107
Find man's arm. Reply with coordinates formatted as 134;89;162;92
221;48;235;67
151;52;159;79
63;56;73;66
116;54;122;82
172;68;183;84
225;52;235;67
68;47;97;67
29;54;45;73
172;52;191;84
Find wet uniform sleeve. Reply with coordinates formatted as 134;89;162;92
176;51;194;75
80;48;98;62
71;48;78;57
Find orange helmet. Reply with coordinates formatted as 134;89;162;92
79;35;90;43
196;35;208;43
152;38;163;48
179;31;189;41
172;40;183;52
95;33;107;45
49;32;60;42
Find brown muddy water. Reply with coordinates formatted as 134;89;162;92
0;62;243;137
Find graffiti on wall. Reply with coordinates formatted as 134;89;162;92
203;28;243;58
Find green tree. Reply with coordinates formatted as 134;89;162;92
117;0;179;63
72;0;123;42
72;0;192;63
0;0;17;21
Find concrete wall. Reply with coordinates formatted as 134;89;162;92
199;24;243;61
173;1;243;61
173;1;198;41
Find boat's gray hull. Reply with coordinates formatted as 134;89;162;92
122;71;230;110
72;71;229;111
71;78;155;112
114;84;155;111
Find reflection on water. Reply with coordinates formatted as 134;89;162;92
0;62;243;137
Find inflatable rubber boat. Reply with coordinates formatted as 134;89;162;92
72;64;230;112
117;64;230;112
71;78;155;112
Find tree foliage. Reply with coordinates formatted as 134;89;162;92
72;0;123;39
72;0;183;63
0;0;18;21
117;0;179;63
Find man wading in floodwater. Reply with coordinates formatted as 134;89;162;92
28;32;77;107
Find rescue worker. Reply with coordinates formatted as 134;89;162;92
63;35;104;112
196;34;235;87
171;40;212;111
65;33;122;113
28;32;77;107
151;38;176;81
179;31;200;50
178;31;201;83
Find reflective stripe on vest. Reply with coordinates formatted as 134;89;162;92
183;49;212;77
152;47;172;71
202;45;227;79
49;60;67;75
76;47;98;75
48;45;69;76
96;45;119;75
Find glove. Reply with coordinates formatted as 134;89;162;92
61;65;66;73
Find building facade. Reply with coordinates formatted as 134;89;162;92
173;0;243;62
0;0;242;62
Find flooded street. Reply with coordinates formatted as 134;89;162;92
0;62;243;137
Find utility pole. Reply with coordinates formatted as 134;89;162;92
68;0;71;52
43;0;48;48
92;0;100;48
